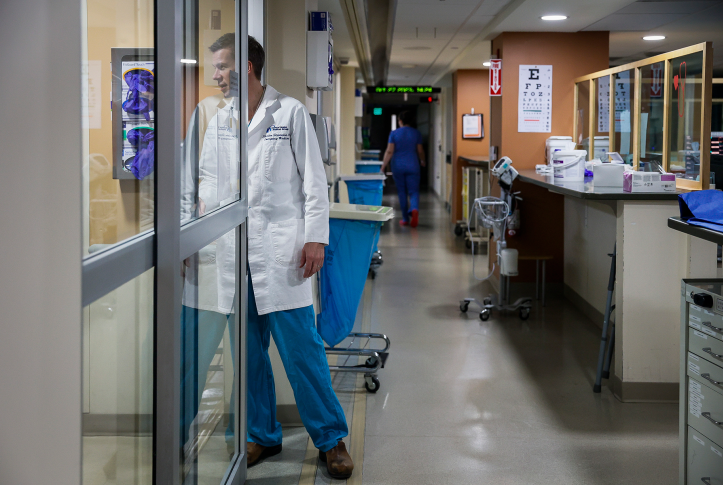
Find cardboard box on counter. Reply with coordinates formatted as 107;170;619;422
623;172;676;193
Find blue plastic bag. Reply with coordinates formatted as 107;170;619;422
345;179;384;256
356;164;382;174
679;190;723;232
317;218;380;347
345;179;384;205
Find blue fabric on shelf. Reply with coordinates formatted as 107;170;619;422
679;190;723;232
317;218;380;347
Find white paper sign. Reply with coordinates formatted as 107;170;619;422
518;65;552;133
81;60;102;129
614;71;631;133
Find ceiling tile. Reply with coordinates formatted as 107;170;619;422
617;1;721;15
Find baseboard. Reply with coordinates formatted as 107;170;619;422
563;284;605;330
611;375;679;403
83;413;152;436
276;404;303;426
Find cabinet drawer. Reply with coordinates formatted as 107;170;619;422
688;352;723;394
688;377;723;448
687;427;723;485
689;328;723;368
690;303;723;341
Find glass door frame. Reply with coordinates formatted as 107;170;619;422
81;0;249;483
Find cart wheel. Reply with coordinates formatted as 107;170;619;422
365;357;378;368
465;239;472;249
364;376;380;393
519;308;530;321
459;301;469;313
370;270;377;280
454;224;464;236
479;310;490;321
483;297;492;306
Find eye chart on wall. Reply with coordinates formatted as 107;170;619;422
597;75;610;133
518;65;552;133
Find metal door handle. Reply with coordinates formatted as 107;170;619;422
702;412;723;428
702;373;723;387
703;321;723;333
701;478;711;485
702;348;723;361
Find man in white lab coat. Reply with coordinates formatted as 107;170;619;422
244;36;353;477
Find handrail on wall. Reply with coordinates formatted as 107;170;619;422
573;42;713;190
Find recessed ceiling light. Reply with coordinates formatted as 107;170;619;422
541;15;567;21
404;46;432;51
180;59;197;64
483;62;491;67
643;35;666;41
402;64;416;69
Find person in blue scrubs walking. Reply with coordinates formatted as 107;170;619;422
380;110;426;227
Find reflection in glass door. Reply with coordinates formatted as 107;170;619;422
80;0;248;484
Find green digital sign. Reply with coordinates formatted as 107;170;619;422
373;107;383;115
372;86;441;94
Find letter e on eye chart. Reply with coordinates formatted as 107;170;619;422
518;65;552;133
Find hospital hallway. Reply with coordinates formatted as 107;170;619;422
245;189;681;485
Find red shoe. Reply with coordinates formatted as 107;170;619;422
399;219;409;227
410;209;419;228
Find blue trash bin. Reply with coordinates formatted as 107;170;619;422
341;175;385;257
317;204;394;347
356;161;383;174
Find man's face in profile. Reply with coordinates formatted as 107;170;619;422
212;48;235;97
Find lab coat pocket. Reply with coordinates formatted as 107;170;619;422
264;142;296;182
270;219;305;266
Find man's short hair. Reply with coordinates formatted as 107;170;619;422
209;33;235;57
398;110;413;126
248;36;265;80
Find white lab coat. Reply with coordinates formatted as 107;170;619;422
185;86;329;316
247;86;329;315
182;96;239;315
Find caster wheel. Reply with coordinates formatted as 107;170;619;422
483;297;492;305
454;225;463;236
460;301;469;313
365;357;378;368
364;376;380;393
519;308;530;321
479;310;490;321
370;270;377;280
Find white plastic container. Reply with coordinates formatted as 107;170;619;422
552;150;588;182
500;248;519;276
546;136;574;164
592;163;624;187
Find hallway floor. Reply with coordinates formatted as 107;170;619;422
248;190;679;484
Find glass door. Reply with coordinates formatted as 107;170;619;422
80;0;249;484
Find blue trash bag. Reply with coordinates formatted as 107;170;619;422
356;164;382;174
317;218;379;347
679;190;723;232
345;179;384;205
345;179;384;256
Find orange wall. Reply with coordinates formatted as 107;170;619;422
489;32;609;283
452;70;490;221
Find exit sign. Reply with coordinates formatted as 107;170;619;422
373;107;382;115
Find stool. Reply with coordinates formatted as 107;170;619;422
517;255;553;307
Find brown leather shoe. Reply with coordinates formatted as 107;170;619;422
247;442;282;467
319;441;354;479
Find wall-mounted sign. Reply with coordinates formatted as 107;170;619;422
518;65;552;133
462;113;483;139
489;60;502;96
372;86;441;94
373;107;382;115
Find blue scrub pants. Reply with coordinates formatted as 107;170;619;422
247;275;348;452
392;168;420;222
180;305;235;447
